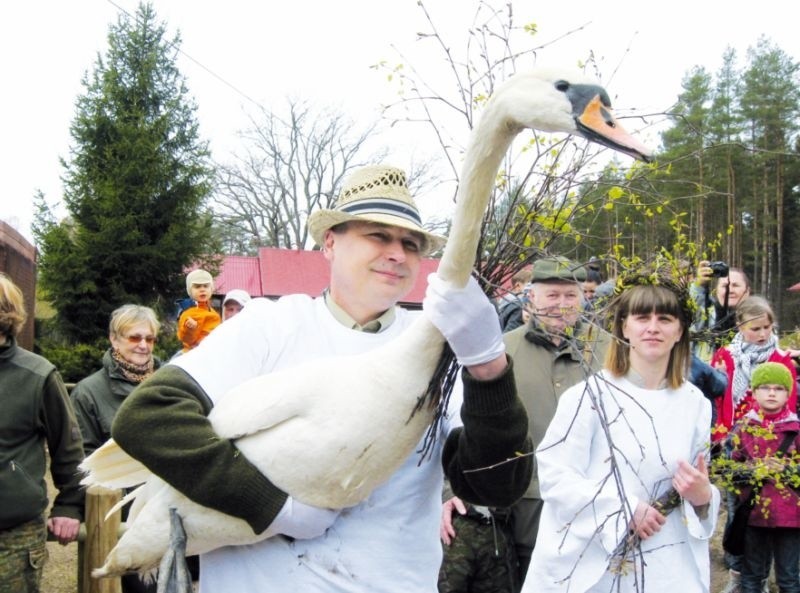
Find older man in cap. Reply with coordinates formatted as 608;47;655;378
112;164;532;593
440;256;603;592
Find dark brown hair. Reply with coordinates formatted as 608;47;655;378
605;284;690;389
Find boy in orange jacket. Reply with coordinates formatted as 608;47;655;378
177;269;221;352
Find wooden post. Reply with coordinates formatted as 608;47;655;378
81;485;123;593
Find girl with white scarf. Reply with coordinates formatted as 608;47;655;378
710;296;797;443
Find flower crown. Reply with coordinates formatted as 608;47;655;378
607;257;697;325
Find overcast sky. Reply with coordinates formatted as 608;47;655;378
3;0;798;243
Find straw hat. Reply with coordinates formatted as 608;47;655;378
307;165;444;254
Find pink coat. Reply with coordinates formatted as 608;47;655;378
730;412;800;528
711;348;798;442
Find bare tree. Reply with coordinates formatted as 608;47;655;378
373;0;652;294
211;99;388;253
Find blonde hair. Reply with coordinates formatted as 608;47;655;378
0;274;27;338
109;304;160;339
605;284;690;389
735;295;775;327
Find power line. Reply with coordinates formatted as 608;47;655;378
105;0;263;110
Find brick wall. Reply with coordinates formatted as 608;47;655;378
0;221;37;350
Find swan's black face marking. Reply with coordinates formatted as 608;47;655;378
556;81;612;118
557;80;653;163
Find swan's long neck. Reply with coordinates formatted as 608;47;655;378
437;106;519;287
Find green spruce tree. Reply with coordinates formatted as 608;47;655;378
34;3;217;343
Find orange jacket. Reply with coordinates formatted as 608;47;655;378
177;302;221;351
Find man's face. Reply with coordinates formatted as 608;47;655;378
323;221;422;323
582;280;598;302
716;270;750;308
223;301;244;320
528;281;582;336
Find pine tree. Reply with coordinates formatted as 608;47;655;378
739;37;800;305
34;3;217;342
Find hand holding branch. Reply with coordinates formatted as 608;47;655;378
672;454;712;508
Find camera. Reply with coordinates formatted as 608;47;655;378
708;261;729;278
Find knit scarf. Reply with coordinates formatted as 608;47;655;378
111;348;155;384
744;405;795;429
727;332;778;404
757;406;794;427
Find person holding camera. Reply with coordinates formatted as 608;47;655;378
690;260;751;359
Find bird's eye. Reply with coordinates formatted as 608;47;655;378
555;80;570;92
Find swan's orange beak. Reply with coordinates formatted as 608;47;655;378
576;95;653;163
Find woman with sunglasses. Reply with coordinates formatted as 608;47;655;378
71;304;162;592
71;304;161;456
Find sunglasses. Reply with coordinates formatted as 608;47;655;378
124;334;157;345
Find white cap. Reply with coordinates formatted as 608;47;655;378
223;289;251;307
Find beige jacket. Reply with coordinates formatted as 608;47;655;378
504;321;607;498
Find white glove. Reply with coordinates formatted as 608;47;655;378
264;497;339;540
423;273;505;366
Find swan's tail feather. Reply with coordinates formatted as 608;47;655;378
103;484;145;521
79;438;152;489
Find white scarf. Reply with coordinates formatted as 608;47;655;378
727;332;778;404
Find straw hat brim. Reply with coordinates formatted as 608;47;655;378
308;209;445;254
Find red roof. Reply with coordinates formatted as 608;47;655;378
214;248;440;305
259;248;330;298
213;255;261;296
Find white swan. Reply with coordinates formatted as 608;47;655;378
81;66;652;577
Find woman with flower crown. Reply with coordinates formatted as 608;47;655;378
522;267;720;593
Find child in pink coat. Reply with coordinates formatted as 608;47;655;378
728;362;800;593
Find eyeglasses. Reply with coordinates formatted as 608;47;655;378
754;385;788;394
124;334;157;345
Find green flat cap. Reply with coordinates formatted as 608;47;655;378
531;256;587;283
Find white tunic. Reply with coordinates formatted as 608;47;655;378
172;295;463;593
522;371;720;593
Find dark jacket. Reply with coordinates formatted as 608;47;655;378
71;349;162;455
504;321;605;498
0;338;84;529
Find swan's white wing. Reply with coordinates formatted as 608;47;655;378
208;359;332;439
79;438;152;489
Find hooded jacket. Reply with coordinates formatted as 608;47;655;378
730;409;800;528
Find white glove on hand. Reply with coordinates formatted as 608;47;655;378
423;273;505;366
265;497;339;540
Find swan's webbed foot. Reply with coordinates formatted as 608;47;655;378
156;508;193;593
